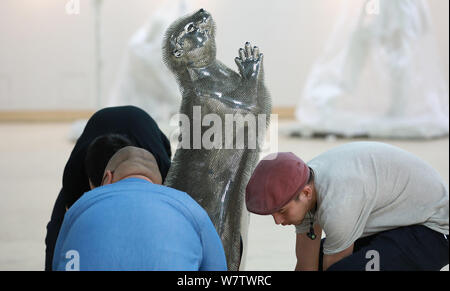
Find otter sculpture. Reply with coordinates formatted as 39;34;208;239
162;9;271;270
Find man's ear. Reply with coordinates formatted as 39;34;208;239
300;185;313;202
150;170;163;185
89;179;95;190
101;170;113;186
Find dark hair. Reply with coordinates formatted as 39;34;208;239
293;167;315;201
85;133;135;187
307;167;315;184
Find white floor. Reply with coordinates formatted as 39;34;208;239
0;122;448;270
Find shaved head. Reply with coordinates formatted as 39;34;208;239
103;146;162;185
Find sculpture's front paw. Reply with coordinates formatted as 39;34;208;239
235;42;263;81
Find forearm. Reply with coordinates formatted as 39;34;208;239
295;258;319;271
295;224;322;271
295;244;321;271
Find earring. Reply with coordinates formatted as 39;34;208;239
306;212;316;240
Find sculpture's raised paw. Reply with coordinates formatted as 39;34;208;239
235;42;263;81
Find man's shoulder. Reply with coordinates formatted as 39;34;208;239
69;178;210;228
72;178;199;214
127;180;212;230
114;178;209;218
109;178;200;205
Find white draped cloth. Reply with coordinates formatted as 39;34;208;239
108;0;190;128
69;0;189;141
294;0;449;138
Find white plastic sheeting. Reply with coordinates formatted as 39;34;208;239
107;0;190;128
294;0;449;139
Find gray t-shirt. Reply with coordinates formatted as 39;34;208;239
296;142;449;255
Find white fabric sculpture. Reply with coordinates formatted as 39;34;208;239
107;0;190;131
294;0;449;138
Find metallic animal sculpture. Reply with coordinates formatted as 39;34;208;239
162;9;271;270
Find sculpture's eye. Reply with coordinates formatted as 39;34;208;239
185;23;195;33
173;49;184;58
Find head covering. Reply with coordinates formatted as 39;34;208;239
63;105;172;208
245;152;310;215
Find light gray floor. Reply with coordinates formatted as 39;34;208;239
0;122;448;270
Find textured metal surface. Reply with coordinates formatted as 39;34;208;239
162;9;271;270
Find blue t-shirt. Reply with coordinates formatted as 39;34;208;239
52;178;227;271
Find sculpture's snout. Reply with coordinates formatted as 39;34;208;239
197;8;210;20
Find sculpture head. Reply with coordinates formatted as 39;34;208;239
163;9;216;72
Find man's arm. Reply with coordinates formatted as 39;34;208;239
322;244;354;271
295;224;322;271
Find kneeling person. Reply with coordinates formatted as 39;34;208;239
246;142;449;271
53;146;227;270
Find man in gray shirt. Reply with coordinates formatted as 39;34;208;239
245;142;449;270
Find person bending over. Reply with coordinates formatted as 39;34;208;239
245;142;448;271
45;106;172;270
52;146;227;271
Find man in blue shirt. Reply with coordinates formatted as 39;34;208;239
45;106;172;270
53;146;227;271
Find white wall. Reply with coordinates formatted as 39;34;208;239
0;0;97;110
0;0;448;110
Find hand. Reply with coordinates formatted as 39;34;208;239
235;42;263;81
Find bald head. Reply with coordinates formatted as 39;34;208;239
102;146;162;186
